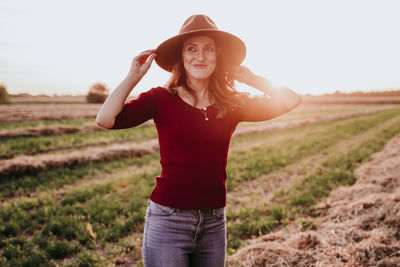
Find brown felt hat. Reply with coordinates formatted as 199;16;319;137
155;14;246;72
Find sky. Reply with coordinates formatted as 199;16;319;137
1;0;400;96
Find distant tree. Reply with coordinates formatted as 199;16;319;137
86;82;109;103
0;84;10;104
333;90;343;95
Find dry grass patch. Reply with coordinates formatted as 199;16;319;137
0;103;101;122
0;121;154;138
0;123;102;138
0;139;159;178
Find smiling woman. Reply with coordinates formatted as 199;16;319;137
164;35;218;112
95;14;301;267
182;36;217;81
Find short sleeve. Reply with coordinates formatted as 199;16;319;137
236;94;290;123
111;88;158;129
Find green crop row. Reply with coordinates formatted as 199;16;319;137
223;104;390;128
0;124;157;158
227;109;400;190
0;152;159;198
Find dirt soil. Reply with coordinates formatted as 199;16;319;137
227;134;400;267
0;103;101;122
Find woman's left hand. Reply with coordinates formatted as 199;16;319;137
232;65;256;84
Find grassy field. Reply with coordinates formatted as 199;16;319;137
1;98;400;266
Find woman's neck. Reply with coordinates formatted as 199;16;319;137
186;77;209;102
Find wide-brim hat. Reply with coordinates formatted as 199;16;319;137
155;14;246;72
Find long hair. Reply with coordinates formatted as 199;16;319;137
164;39;247;118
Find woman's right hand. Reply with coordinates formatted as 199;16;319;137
96;49;156;129
129;49;157;79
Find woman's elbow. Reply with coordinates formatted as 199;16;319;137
291;95;302;110
284;93;302;111
95;115;115;129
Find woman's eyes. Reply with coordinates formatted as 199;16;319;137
187;46;215;52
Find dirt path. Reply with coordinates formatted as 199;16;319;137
227;133;400;266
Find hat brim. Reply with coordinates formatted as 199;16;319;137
155;29;246;72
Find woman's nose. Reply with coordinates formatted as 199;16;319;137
197;50;205;61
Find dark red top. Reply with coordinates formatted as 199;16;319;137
112;87;289;209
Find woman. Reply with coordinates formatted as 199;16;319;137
96;14;301;267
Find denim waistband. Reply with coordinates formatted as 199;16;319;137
174;206;225;215
148;199;224;216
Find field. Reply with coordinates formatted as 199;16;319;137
1;96;400;266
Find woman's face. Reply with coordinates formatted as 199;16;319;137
182;35;217;82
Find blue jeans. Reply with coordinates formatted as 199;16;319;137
142;200;226;267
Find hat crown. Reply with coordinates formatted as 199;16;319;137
179;14;218;34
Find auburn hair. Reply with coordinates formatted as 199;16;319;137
164;37;247;118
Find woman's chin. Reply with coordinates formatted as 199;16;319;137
188;72;213;81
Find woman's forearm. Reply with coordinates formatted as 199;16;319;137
248;75;302;110
233;66;302;110
96;73;139;129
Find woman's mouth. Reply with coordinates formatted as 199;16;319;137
193;64;208;69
